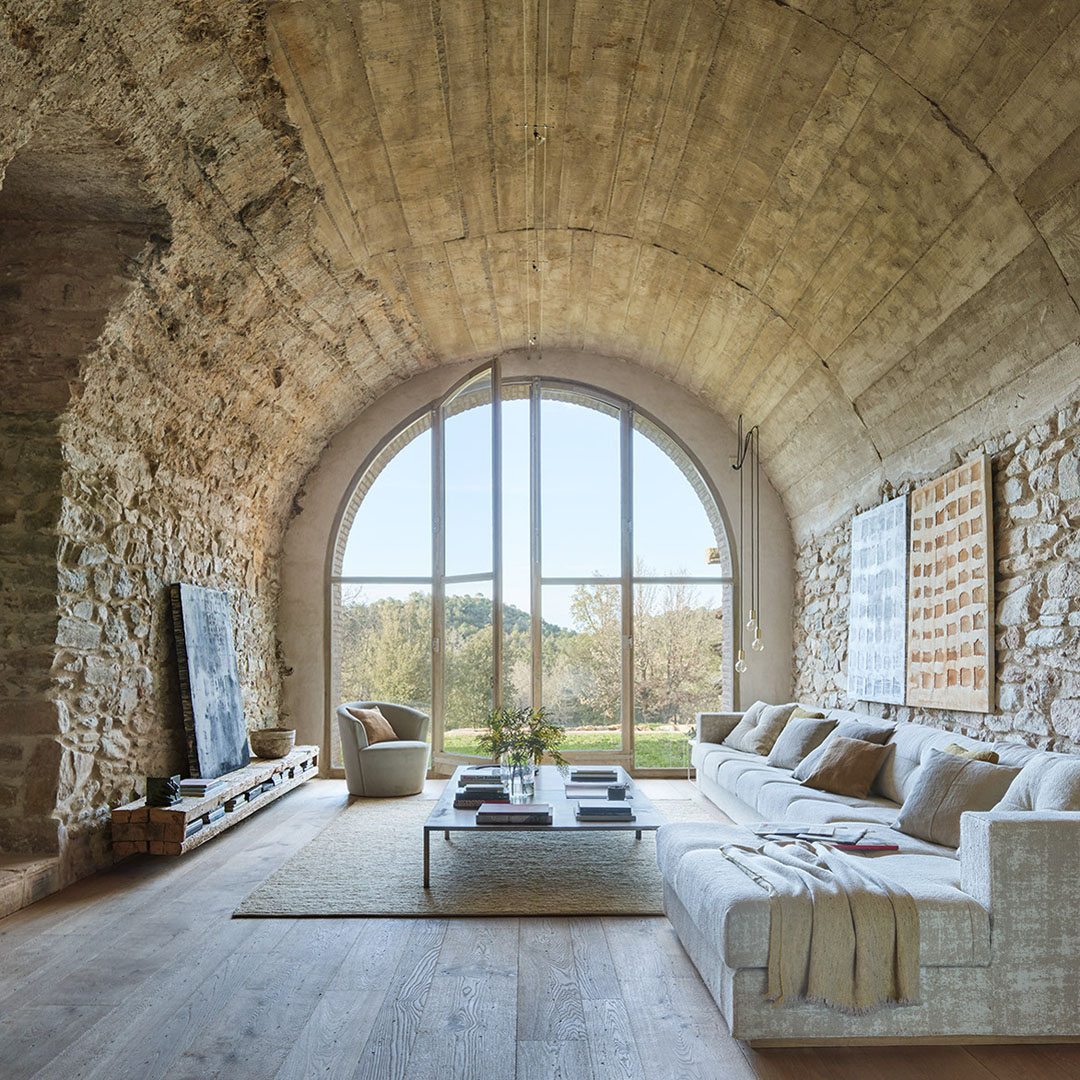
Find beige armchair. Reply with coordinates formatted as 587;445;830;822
336;701;430;797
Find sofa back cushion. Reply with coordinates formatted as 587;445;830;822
893;749;1020;848
723;701;797;755
766;714;836;770
792;718;895;782
874;724;996;804
998;754;1080;811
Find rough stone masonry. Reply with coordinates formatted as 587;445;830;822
794;401;1080;754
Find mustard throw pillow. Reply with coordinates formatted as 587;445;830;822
943;741;999;764
346;706;399;745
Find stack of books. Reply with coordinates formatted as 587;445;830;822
453;782;509;809
475;802;552;825
569;767;620;784
575;799;635;822
177;777;225;799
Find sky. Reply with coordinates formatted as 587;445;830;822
340;397;725;627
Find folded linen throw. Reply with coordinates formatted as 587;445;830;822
719;840;920;1014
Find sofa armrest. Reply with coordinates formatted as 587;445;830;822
696;712;742;746
960;810;1080;957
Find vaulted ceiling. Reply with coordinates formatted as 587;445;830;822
2;0;1079;540
265;0;1080;531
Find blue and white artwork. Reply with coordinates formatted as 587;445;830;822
847;496;908;705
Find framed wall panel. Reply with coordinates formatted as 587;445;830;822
906;455;994;713
847;496;908;705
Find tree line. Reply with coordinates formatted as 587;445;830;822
338;583;723;731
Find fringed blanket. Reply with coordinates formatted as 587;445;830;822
719;840;920;1014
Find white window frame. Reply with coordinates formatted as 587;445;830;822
327;363;735;777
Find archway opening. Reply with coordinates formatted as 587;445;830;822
330;366;734;776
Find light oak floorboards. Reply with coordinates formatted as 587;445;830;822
0;778;1076;1080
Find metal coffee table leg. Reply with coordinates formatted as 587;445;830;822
423;828;430;888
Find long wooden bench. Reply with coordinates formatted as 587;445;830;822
110;746;319;856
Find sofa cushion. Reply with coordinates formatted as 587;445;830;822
697;745;760;783
993;740;1045;769
874;724;997;803
766;714;836;769
799;735;895;799
998;755;1080;811
661;824;990;970
792;719;895;782
722;700;767;749
894;750;1020;848
723;701;797;755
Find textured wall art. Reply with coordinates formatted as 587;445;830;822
906;456;994;712
847;496;908;705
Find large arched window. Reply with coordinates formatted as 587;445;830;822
330;365;734;775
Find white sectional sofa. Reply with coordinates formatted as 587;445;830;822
657;707;1080;1044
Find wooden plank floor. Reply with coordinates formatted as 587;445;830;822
1;779;1078;1080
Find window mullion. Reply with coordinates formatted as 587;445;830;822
431;404;445;760
492;359;503;711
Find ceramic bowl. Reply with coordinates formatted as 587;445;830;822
249;728;296;759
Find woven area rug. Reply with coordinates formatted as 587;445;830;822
234;795;728;917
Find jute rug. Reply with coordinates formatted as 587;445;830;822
234;796;727;917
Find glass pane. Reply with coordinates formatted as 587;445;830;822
541;583;623;754
502;394;532;710
341;423;431;578
633;419;725;577
333;583;433;769
444;372;492;576
443;583;494;754
541;392;621;577
633;581;727;770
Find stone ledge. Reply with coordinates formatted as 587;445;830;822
0;853;62;920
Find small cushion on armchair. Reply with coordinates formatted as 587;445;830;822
346;705;399;745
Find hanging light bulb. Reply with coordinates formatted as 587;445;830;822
745;608;757;633
751;629;765;653
735;649;748;674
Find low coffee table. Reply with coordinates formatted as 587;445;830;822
422;764;667;887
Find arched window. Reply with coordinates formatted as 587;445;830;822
330;365;734;775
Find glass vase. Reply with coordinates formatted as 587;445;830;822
507;760;535;803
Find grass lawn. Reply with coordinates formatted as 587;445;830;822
443;728;691;769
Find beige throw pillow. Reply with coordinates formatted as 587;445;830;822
893;749;1020;848
724;701;797;755
799;735;894;799
766;715;837;770
346;706;399;746
792;719;894;782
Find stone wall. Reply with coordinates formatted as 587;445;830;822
51;392;282;877
0;414;63;853
794;397;1080;753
